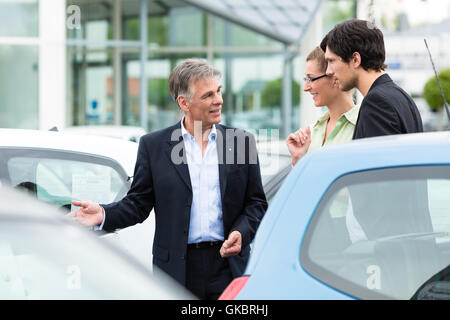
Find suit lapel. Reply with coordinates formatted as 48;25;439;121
165;122;192;192
164;122;231;196
216;124;230;201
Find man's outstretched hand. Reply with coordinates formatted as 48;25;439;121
68;200;104;227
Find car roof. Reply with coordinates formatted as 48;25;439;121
0;129;138;175
303;131;450;171
0;185;195;299
63;125;146;141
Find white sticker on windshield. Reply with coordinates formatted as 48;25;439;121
71;174;110;211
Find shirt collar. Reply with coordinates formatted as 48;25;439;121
313;111;331;128
181;116;217;141
342;105;360;125
180;116;190;139
313;105;360;128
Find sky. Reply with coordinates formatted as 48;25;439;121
375;0;450;27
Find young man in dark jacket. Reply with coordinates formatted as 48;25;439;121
320;19;423;139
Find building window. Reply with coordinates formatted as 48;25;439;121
0;45;39;129
0;0;38;37
66;0;297;134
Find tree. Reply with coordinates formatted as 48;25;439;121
423;69;450;130
423;69;450;112
148;78;170;108
323;0;356;31
124;17;169;45
261;78;301;108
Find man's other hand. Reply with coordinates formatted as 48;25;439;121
220;231;242;258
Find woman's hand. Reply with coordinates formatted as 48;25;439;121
286;126;311;166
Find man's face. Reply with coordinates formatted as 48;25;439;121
186;76;223;129
324;46;358;92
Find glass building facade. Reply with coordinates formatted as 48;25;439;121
65;0;300;135
0;0;355;135
0;0;39;129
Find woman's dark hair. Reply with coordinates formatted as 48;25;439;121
320;19;387;72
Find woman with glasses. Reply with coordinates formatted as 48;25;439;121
287;46;359;166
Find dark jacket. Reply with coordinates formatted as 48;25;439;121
102;121;268;286
350;74;430;243
353;74;423;139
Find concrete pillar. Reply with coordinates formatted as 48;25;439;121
39;0;66;130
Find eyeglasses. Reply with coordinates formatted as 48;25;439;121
303;74;328;83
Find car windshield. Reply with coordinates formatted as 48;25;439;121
302;166;450;300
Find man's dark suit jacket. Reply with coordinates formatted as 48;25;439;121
102;121;268;286
350;74;431;240
352;73;423;139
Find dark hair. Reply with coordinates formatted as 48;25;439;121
306;46;327;73
320;19;387;72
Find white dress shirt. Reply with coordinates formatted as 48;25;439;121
181;119;224;244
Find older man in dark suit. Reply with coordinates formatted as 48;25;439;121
70;59;267;300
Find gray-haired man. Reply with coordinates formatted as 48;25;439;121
70;59;268;299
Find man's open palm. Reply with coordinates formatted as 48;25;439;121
68;200;104;227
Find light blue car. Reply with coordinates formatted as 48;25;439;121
221;132;450;300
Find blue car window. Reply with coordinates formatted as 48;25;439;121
301;166;450;300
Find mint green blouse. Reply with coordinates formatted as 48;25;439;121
309;106;360;153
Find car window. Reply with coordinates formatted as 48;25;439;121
1;148;130;212
301;166;450;300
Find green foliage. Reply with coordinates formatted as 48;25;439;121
148;78;170;108
261;78;301;108
124;17;169;45
323;0;356;30
423;69;450;112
